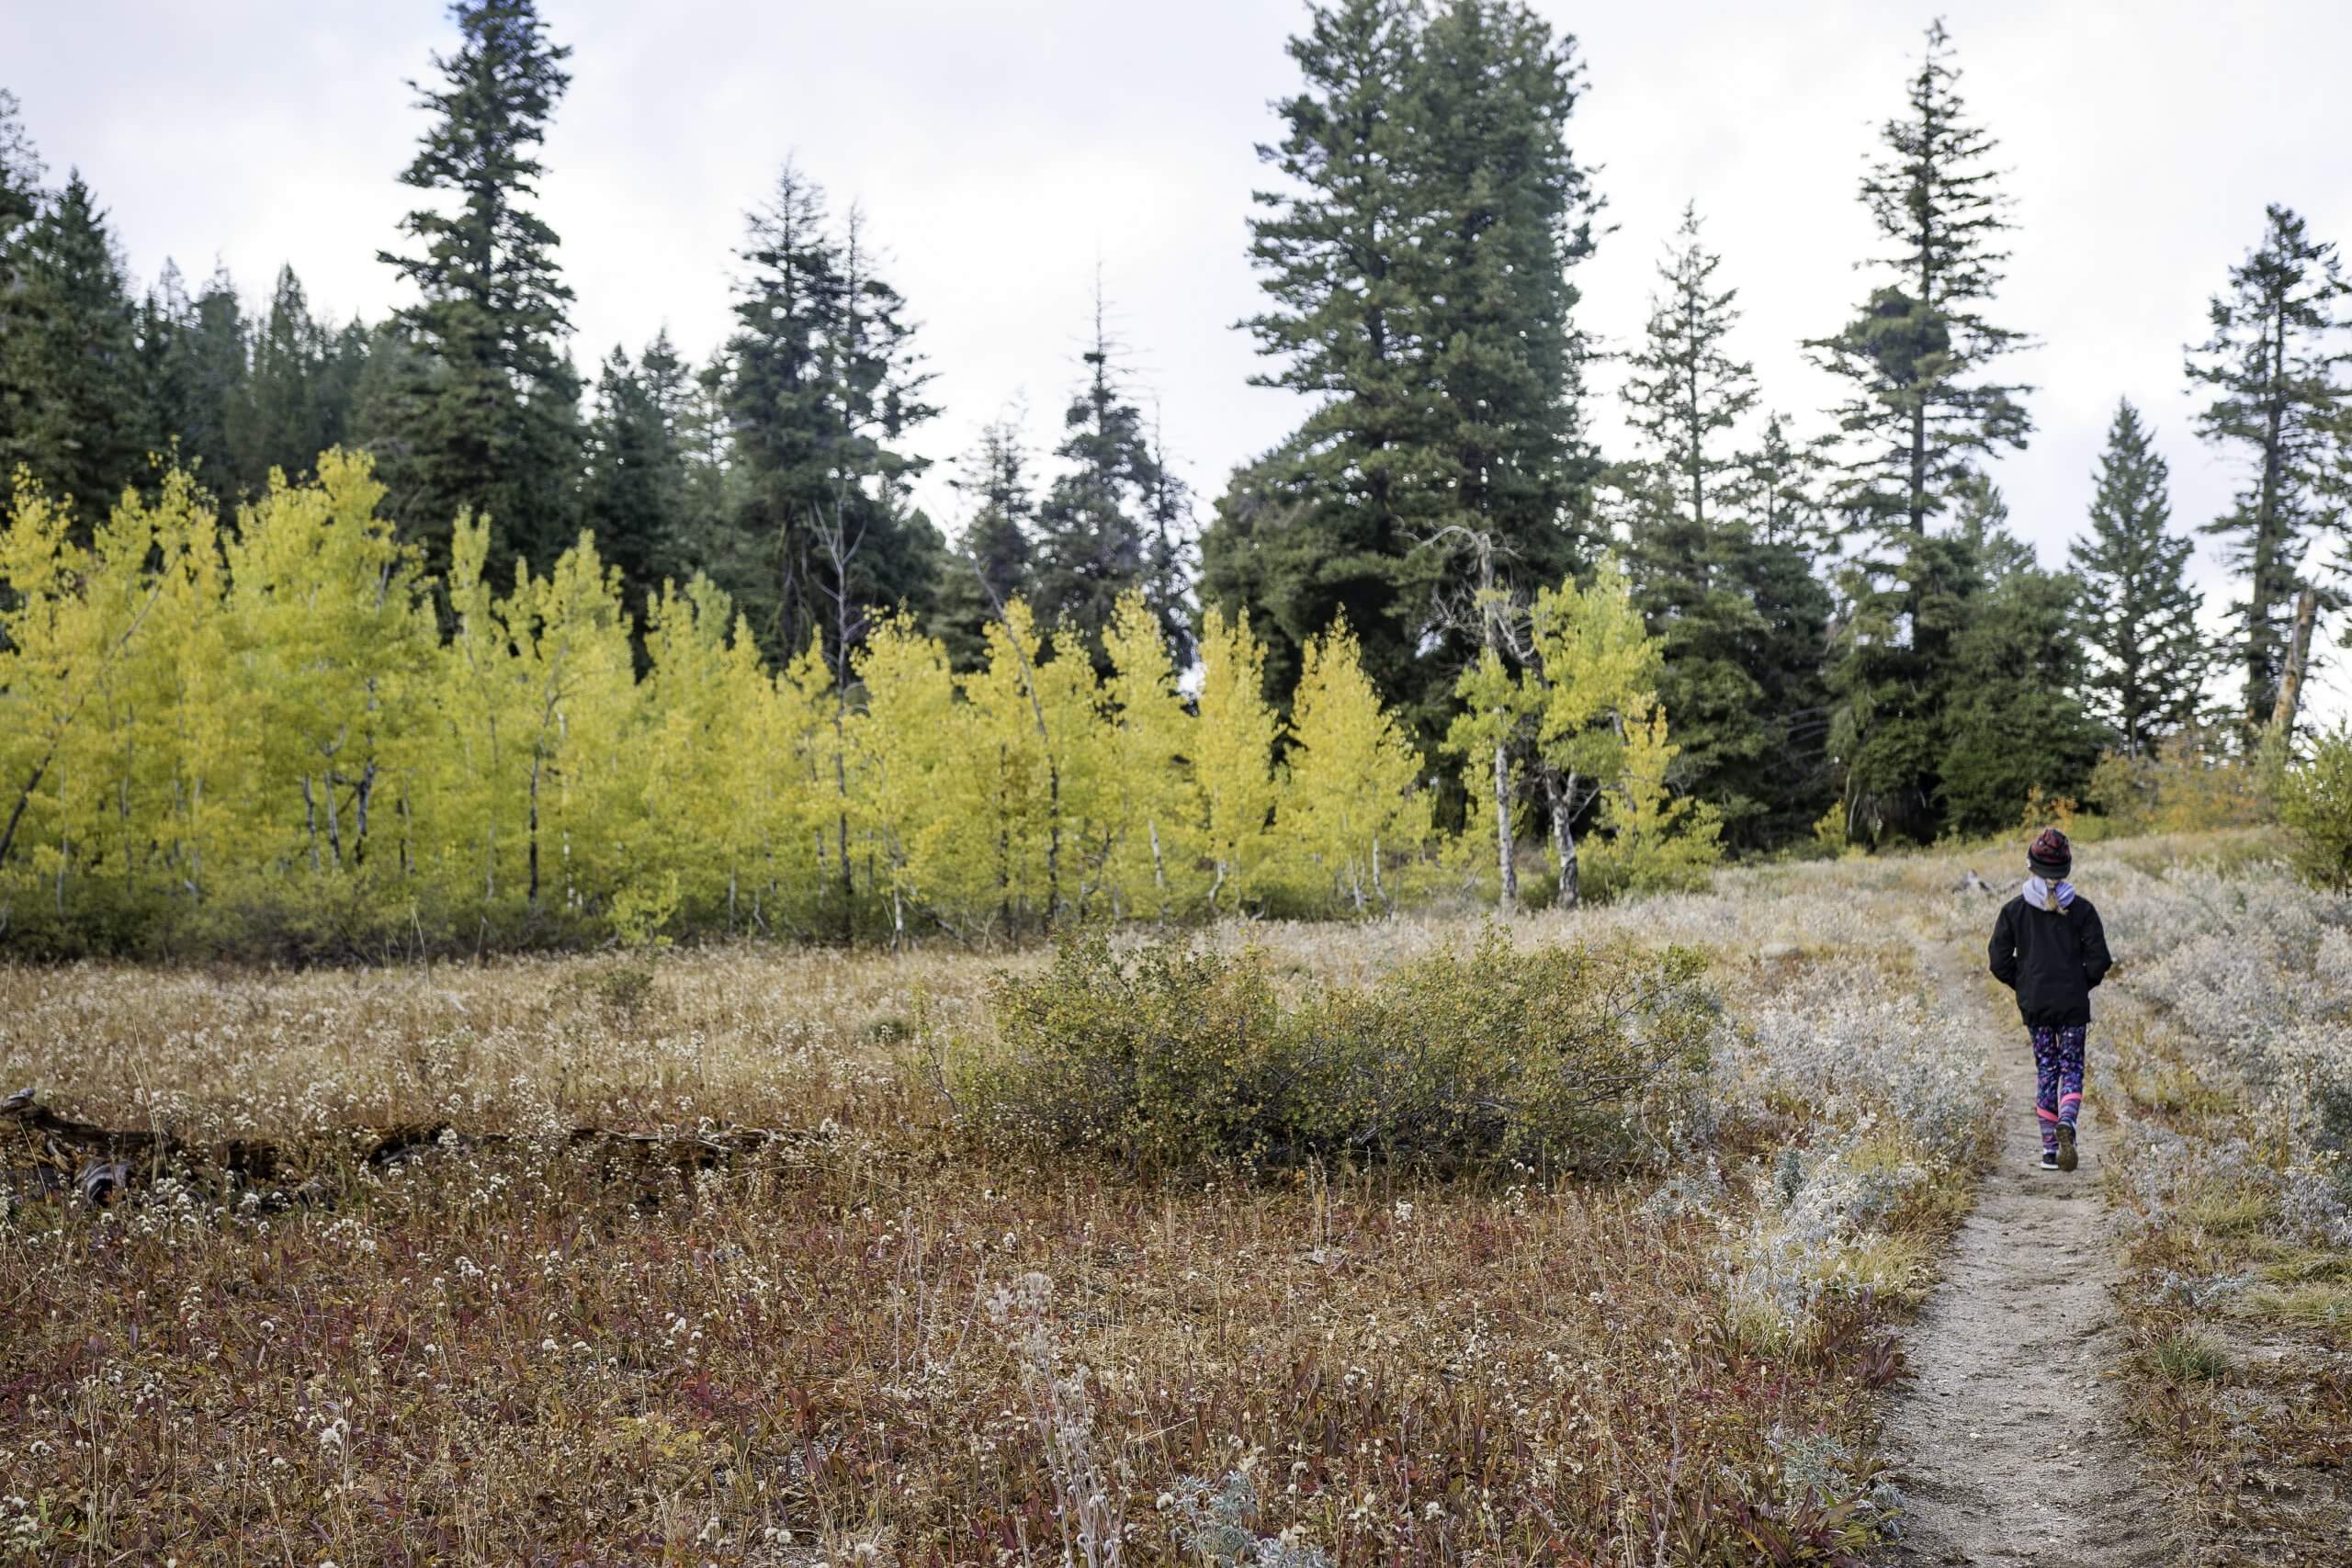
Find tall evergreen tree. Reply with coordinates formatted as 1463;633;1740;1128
2184;204;2349;730
1811;21;2033;843
1622;204;1754;539
1142;412;1199;666
1808;20;2030;538
715;166;942;668
2070;400;2210;755
1614;208;1830;847
1939;482;2102;830
1032;295;1160;664
5;172;147;519
1206;0;1427;715
0;90;46;467
1204;0;1599;757
232;265;363;491
141;262;248;491
582;331;691;616
1407;0;1598;682
934;416;1036;671
370;0;582;573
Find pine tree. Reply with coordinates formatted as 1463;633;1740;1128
2070;400;2210;754
1032;292;1159;664
1613;205;1790;845
1939;494;2103;832
142;262;249;492
1807;20;2030;538
1284;614;1427;912
1621;205;1754;540
715;166;942;669
370;0;582;575
1205;0;1430;724
2185;204;2350;730
582;332;691;617
1810;20;2033;842
0;90;42;468
5;172;148;521
935;415;1036;671
1405;0;1599;705
1206;0;1600;768
232;265;360;491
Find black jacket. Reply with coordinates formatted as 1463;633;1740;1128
1988;892;2113;1028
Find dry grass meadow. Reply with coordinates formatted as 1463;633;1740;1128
3;833;2342;1565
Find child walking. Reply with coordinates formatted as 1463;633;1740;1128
1988;828;2114;1171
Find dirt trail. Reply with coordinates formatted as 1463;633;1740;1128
1877;934;2174;1567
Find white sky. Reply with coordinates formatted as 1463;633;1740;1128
12;0;2352;714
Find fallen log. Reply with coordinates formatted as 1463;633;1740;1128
3;1086;838;1211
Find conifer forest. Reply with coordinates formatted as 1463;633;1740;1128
4;1;2343;954
6;6;2352;1562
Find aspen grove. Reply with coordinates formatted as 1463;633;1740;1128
0;453;1702;954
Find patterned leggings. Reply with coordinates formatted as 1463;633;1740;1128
2030;1025;2086;1152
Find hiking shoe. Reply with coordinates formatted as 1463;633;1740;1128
2039;1150;2059;1170
2056;1123;2078;1172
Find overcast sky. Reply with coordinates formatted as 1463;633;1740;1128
13;0;2352;710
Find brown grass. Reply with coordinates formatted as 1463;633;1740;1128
0;854;2016;1564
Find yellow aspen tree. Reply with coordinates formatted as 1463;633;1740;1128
144;474;238;921
708;606;791;932
494;531;638;921
1526;555;1660;909
1194;604;1280;912
223;452;434;900
1102;591;1204;921
1035;624;1114;921
960;600;1061;937
417;509;526;919
774;639;842;933
1588;697;1724;896
851;612;965;939
639;578;747;925
1445;646;1539;912
0;476;187;922
1285;614;1427;914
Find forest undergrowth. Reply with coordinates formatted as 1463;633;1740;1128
0;834;2303;1564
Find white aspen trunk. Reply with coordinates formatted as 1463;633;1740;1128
1552;773;1580;911
1492;739;1517;911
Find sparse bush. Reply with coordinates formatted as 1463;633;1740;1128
958;928;1718;1173
2086;731;2267;838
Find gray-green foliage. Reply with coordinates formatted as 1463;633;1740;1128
957;927;1717;1173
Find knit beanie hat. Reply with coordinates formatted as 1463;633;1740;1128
2027;826;2072;877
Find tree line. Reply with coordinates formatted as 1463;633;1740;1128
2;1;2346;950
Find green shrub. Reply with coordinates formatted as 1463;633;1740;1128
956;927;1718;1174
2276;725;2352;893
